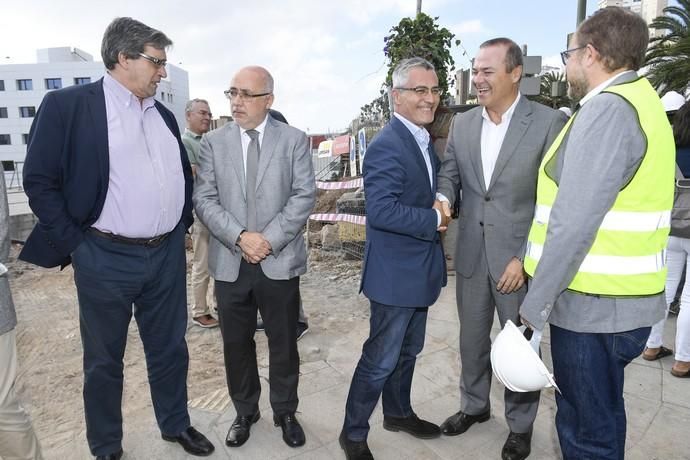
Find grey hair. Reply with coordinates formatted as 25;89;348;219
392;57;435;88
185;98;209;113
101;17;172;70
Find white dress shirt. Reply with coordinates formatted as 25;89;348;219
239;116;269;178
480;93;521;187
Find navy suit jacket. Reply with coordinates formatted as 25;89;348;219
19;78;194;268
360;116;447;308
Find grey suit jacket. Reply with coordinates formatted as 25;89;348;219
437;96;567;280
193;115;316;282
0;163;16;335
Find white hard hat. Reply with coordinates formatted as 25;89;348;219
661;91;686;112
491;320;559;393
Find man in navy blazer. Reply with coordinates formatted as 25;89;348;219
340;57;448;460
20;18;213;460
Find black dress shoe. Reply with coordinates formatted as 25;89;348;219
225;412;261;447
502;430;532;460
273;412;306;447
382;412;441;439
440;409;490;436
95;449;123;460
339;431;374;460
162;426;215;456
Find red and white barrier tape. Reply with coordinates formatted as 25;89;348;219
316;177;363;190
309;213;366;225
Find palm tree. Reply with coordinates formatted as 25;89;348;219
645;0;690;94
531;71;572;109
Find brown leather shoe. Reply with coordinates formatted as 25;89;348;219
192;314;218;328
671;360;690;377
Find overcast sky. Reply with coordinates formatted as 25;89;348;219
1;0;601;133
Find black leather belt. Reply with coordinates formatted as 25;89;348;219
89;228;171;247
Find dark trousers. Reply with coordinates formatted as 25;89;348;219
550;324;651;460
215;260;300;417
343;301;428;441
71;223;190;456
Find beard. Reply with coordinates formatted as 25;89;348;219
567;74;589;102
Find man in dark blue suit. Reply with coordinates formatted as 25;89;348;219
340;57;448;460
20;17;213;460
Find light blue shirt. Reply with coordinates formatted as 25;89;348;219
394;113;434;190
393;112;441;226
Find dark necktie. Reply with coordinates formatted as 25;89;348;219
246;129;260;232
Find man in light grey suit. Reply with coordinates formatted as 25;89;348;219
436;38;566;460
193;66;315;450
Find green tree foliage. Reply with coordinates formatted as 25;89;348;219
358;91;389;126
645;0;690;94
383;13;459;99
358;13;459;124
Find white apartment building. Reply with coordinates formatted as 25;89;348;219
597;0;667;36
0;47;189;165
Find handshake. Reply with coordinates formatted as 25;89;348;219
433;200;452;232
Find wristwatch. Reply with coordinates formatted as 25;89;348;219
236;230;245;246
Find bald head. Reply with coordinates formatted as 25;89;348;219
229;66;275;129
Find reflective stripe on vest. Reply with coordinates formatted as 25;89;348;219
523;77;675;296
534;205;671;232
526;241;666;275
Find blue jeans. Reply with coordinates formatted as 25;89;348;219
550;324;650;460
343;301;428;441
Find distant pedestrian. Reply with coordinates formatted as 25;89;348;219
642;100;690;378
183;98;219;329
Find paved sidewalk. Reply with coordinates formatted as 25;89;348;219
58;273;689;459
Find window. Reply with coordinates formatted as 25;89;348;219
19;106;36;118
0;108;7;118
22;134;29;145
16;79;33;91
0;80;4;91
168;93;173;103
45;78;62;90
74;77;91;85
0;135;10;145
161;91;165;100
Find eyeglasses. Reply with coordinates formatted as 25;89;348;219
224;88;272;101
193;110;212;118
395;86;441;97
560;46;587;65
138;52;167;68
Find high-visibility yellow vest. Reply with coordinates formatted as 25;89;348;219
524;77;674;296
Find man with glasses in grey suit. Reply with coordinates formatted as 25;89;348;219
194;66;315;450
